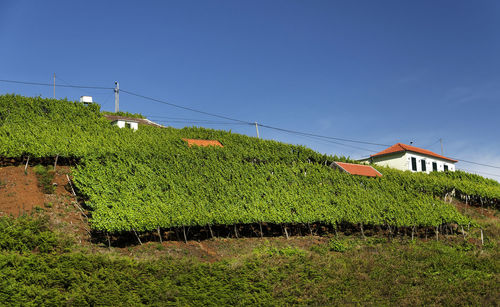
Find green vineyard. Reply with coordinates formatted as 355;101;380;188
1;94;499;234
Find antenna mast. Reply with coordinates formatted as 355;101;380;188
114;81;119;113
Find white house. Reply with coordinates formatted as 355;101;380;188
111;119;139;130
359;143;457;173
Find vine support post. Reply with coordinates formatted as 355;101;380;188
359;223;366;240
133;229;142;245
157;226;162;243
208;224;214;239
24;156;30;173
435;226;439;241
54;154;59;171
411;226;415;241
259;222;263;238
284;224;289;240
182;226;187;243
234;224;239;238
480;229;484;246
461;225;466;240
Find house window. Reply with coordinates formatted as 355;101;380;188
444;164;448;172
421;160;426;172
125;122;131;129
432;162;437;172
411;157;417;171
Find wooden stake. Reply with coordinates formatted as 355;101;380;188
480;229;484;246
307;223;313;236
360;223;366;240
435;226;439;241
411;226;415;241
208;224;214;239
284;225;289;239
133;229;142;245
259;222;263;238
54;154;59;171
461;225;466;240
234;224;239;238
24;156;30;173
157;226;162;243
183;226;187;243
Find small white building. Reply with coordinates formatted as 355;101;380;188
103;114;165;131
359;143;457;173
111;119;139;130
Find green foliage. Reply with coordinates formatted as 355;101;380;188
102;111;146;119
376;167;500;208
0;239;497;306
0;215;70;253
328;238;348;252
254;245;306;257
33;165;55;194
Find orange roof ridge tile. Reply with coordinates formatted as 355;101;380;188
182;138;223;147
370;143;457;163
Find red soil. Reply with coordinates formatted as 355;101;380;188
0;166;45;216
0;165;90;243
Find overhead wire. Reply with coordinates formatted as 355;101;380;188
257;123;391;147
457;168;500;178
0;78;113;90
449;158;500;170
120;89;250;124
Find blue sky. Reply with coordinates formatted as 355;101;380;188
1;1;499;179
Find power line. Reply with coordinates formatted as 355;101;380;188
120;89;251;124
257;123;391;147
457;168;500;178
148;116;250;124
423;138;440;149
154;119;249;126
0;78;113;90
453;159;500;170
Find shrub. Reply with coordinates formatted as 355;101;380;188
328;238;348;252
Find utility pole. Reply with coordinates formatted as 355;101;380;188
440;138;444;155
255;122;260;139
53;73;56;98
114;81;119;113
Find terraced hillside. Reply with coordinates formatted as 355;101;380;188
1;94;499;236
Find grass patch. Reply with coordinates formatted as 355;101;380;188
0;215;72;253
33;165;55;194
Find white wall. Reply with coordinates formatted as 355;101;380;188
113;120;138;131
403;152;455;173
370;152;407;169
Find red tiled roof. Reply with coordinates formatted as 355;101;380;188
333;162;382;177
370;143;458;163
182;138;223;148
